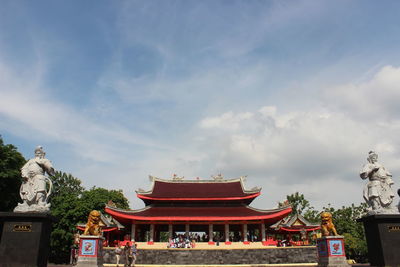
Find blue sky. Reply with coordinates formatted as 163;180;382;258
1;0;400;210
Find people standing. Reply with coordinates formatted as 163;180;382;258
115;244;122;267
131;243;138;266
124;243;131;267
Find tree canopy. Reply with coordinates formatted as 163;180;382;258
323;203;368;262
0;136;26;211
80;186;130;214
48;171;130;263
281;192;368;262
282;192;319;222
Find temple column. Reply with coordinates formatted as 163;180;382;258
208;224;214;244
149;224;154;244
243;223;249;244
185;224;190;238
224;224;230;244
261;222;266;245
131;223;136;242
168;224;173;240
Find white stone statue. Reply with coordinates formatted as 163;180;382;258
360;151;397;215
398;188;400;213
14;146;55;213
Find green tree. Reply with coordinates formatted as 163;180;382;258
49;171;85;264
323;203;368;262
283;192;319;222
79;186;129;215
49;179;130;264
286;192;312;215
0;136;26;211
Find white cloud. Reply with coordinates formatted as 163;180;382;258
193;66;400;209
324;65;400;121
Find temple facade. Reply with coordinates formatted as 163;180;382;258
270;213;320;246
105;175;292;245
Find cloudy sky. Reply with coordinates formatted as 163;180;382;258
1;0;400;210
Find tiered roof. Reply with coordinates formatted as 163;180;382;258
136;176;261;204
105;175;292;224
270;213;320;232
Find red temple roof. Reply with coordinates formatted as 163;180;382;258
270;213;320;232
105;205;291;223
136;176;261;202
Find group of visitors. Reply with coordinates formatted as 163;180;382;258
276;239;292;247
115;243;138;267
167;234;196;248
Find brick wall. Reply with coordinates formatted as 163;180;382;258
103;247;317;265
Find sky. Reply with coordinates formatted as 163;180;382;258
1;0;400;211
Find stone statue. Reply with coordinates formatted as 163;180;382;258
320;212;338;236
83;210;102;236
14;146;55;213
360;151;397;215
398;189;400;213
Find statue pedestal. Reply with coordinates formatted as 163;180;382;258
76;235;104;267
357;214;400;266
316;236;349;267
0;212;55;267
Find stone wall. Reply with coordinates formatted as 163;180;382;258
103;247;317;265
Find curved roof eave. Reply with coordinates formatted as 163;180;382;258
136;192;261;201
105;205;291;222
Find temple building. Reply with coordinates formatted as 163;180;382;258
270;213;320;246
105;175;292;245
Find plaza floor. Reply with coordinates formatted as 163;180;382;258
115;241;302;250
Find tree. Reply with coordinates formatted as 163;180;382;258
79;186;129;215
283;192;319;222
0;136;26;211
48;178;130;264
323;203;368;263
49;171;85;264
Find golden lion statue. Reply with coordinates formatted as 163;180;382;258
320;211;338;236
83;210;102;236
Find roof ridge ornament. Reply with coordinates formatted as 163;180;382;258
172;174;184;180
212;173;224;180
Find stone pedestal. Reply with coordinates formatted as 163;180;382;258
0;212;55;267
357;214;400;266
76;235;104;267
317;236;349;267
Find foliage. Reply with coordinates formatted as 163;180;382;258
0;139;130;263
323;203;368;262
79;186;130;216
49;171;85;264
280;192;368;262
0;136;26;211
282;192;319;223
49;173;130;264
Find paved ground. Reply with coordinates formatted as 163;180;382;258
48;265;370;267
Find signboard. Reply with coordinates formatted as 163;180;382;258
317;237;346;257
80;239;97;256
13;224;32;232
328;240;344;256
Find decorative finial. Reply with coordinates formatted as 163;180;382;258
212;174;224;180
172;174;184;180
